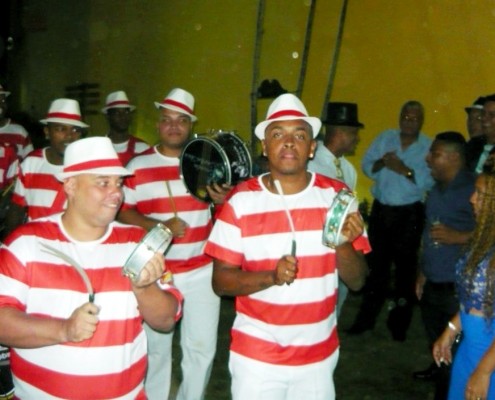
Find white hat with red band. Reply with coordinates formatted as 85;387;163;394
56;136;131;181
40;98;89;128
0;84;10;97
154;88;197;122
254;93;321;140
101;90;136;114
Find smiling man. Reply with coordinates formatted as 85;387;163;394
3;98;85;237
205;93;369;400
0;136;182;399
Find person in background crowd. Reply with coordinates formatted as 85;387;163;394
348;100;434;341
0;136;182;399
205;93;369;400
3;99;84;237
465;96;485;139
118;88;228;400
101;90;150;166
433;165;495;400
308;101;364;317
467;94;495;174
0;84;33;160
414;132;475;399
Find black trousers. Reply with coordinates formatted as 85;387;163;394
356;200;425;330
420;281;459;400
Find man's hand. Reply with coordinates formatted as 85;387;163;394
382;151;409;175
340;212;364;244
164;216;188;238
62;302;99;342
134;252;166;288
273;254;298;286
430;223;471;245
206;183;232;205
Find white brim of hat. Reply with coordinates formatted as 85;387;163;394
40;117;89;128
465;105;484;112
154;102;198;122
255;116;321;140
56;166;132;181
101;105;136;114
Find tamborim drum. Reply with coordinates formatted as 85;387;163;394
322;188;358;248
123;223;173;282
180;130;252;202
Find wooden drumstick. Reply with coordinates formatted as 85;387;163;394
165;181;178;218
273;179;297;257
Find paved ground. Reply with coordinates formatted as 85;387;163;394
171;292;437;400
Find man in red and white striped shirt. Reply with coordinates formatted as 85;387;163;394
0;85;33;160
0;136;182;399
3;98;85;237
101;90;150;166
205;94;370;400
118;88;229;400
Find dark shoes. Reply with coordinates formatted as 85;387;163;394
386;298;412;342
413;363;441;381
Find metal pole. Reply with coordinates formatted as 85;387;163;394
296;0;317;98
321;0;349;120
250;0;266;156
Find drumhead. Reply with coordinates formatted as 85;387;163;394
123;224;173;281
322;189;357;248
180;131;252;202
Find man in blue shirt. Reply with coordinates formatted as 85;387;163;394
414;131;475;397
348;100;434;341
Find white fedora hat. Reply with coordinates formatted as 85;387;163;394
254;93;321;140
40;98;89;128
101;90;136;114
154;88;197;122
56;136;131;181
0;84;10;97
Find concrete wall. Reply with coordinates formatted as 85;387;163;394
7;0;495;201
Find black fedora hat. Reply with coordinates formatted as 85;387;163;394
324;102;364;128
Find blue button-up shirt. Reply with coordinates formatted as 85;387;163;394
361;129;434;205
421;169;476;282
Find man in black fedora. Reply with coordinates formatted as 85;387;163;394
308;102;364;191
308;101;364;316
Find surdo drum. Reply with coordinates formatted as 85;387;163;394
123;223;173;282
180;130;252;202
322;188;358;248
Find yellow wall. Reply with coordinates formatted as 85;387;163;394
10;0;495;202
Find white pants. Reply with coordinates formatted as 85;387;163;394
229;351;339;400
144;264;220;400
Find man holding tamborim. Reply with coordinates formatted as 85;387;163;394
205;93;370;400
0;136;182;399
118;88;230;400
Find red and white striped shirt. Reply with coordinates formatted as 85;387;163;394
112;135;150;166
11;148;66;220
0;120;33;160
122;146;212;274
0;214;183;399
0;144;18;191
205;173;371;367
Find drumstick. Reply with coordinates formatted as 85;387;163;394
165;181;178;218
273;179;297;257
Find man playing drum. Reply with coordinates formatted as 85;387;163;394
118;88;229;400
205;93;370;400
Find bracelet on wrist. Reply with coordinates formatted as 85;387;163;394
448;321;460;334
